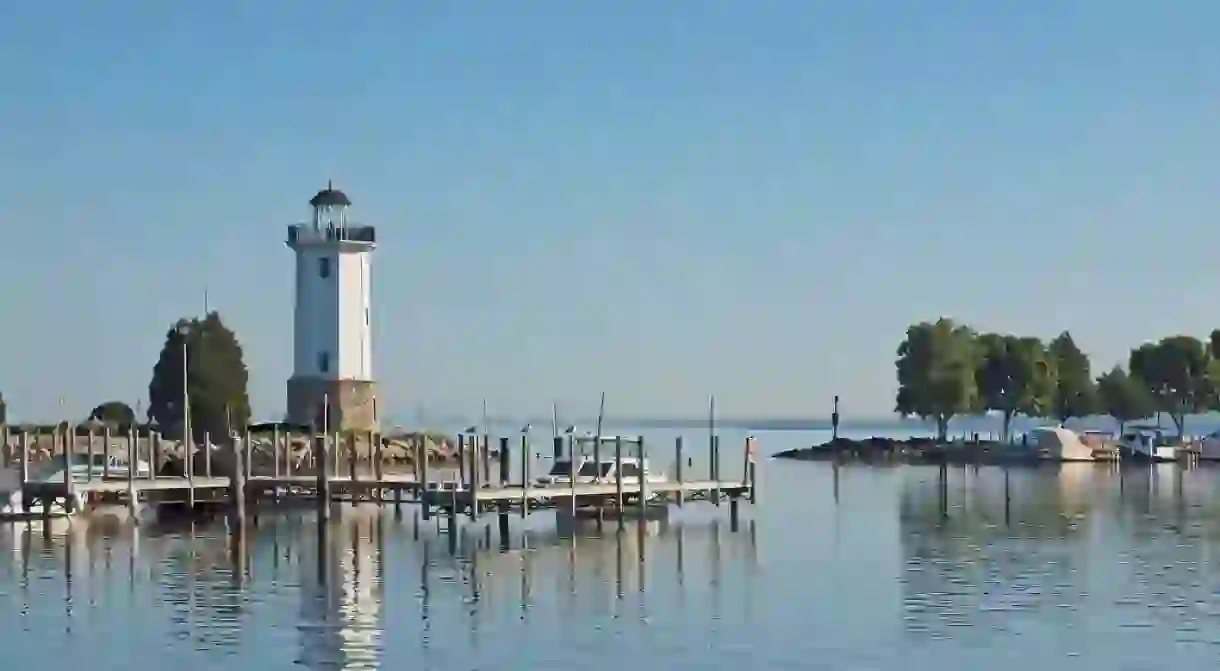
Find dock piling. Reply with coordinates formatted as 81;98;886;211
499;437;510;485
675;436;684;508
316;433;331;520
482;435;491;487
204;431;213;479
273;426;281;479
231;431;247;530
63;425;75;514
637;436;648;521
614;436;624;514
151;431;161;481
712;435;721;506
86;428;96;484
420;438;431;521
457;434;467;488
468;435;481;520
103;426;112;480
125;426;136;517
520;434;531;518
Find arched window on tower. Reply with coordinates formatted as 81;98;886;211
318;257;330;278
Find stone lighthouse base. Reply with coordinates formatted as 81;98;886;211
286;377;380;432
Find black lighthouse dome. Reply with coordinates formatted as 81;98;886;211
309;181;351;208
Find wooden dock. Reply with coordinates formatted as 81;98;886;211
4;426;759;536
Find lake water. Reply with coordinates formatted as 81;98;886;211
4;425;1220;669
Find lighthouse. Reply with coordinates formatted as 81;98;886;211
285;182;379;431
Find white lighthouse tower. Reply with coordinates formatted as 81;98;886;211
285;182;379;431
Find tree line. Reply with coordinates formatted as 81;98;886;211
895;318;1220;441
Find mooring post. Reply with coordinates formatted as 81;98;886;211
333;431;342;476
482;434;492;487
499;437;510;486
85;427;96;484
63;425;76;514
675;436;684;508
614;436;624;514
372;430;383;496
284;428;293;479
316;433;331;521
348;432;358;485
204;430;213;479
420;438;431;521
457;434;467;488
637;436;648;521
231;431;247;530
520;433;531;518
243;427;253;484
712;435;721;507
151;431;161;481
568;432;578;519
126;426;137;517
468;434;481;520
102;426;112;479
273;425;281;479
748;438;758;505
729;497;740;532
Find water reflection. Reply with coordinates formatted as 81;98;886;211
0;503;757;670
899;463;1220;664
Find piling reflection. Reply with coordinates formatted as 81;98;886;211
0;499;759;669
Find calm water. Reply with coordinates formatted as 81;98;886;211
5;426;1220;669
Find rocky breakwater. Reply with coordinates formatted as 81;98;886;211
774;436;1012;464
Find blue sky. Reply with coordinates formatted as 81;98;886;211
3;1;1220;423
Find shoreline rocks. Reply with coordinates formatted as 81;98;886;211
773;436;1024;464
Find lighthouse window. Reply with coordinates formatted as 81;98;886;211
318;351;330;373
318;258;330;278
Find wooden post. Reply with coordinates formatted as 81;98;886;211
348;432;358;483
520;434;530;518
333;431;342;475
63;425;76;514
204;430;213;479
316;433;331;520
18;432;28;486
457;434;467;488
481;435;491;487
372;429;383;483
102;426;112;479
468;435;480;520
498;437;510;485
637;436;648;521
285;428;294;478
712;435;721;507
151;431;161;481
569;433;577;519
593;434;602;483
126;427;137;516
614;436;624;514
231;433;247;530
675;436;684;508
273;425;282;479
244;427;253;483
86;427;96;484
419;437;431;521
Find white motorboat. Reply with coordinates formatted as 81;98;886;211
1118;426;1179;462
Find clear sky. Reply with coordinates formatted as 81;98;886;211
3;1;1220;423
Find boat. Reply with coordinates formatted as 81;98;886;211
1118;425;1180;462
1025;426;1097;462
534;435;668;489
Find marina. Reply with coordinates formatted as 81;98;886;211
0;427;759;547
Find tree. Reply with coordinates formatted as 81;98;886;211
974;334;1057;442
1048;331;1097;423
894;318;979;441
1095;365;1154;434
1129;335;1209;435
88;401;136;430
147;311;251;442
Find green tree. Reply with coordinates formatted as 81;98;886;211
1129;335;1209;435
975;334;1057;442
88;401;136;430
147;311;251;442
894;318;979;441
1048;331;1097;423
1095;365;1154;434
